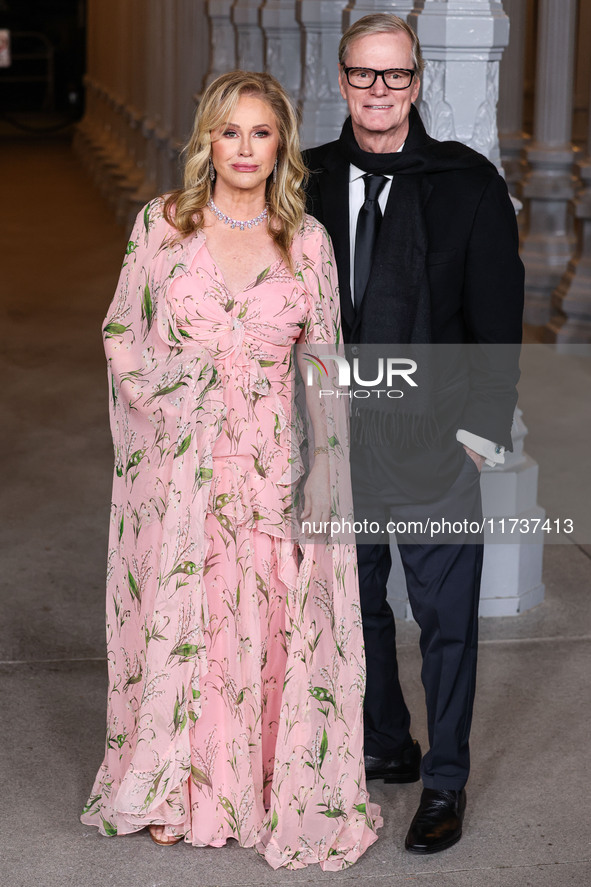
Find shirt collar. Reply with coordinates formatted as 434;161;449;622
349;163;400;183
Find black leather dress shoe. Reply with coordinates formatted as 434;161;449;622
405;788;467;854
364;739;421;783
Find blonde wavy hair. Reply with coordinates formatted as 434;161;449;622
164;71;307;270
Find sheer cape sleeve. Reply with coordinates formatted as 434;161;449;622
258;217;382;869
86;199;225;827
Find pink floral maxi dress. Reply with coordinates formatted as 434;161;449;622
81;199;381;869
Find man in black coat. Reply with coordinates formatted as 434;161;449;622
305;13;523;854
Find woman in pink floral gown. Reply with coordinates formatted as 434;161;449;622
81;71;381;870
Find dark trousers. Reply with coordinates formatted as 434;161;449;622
354;448;484;791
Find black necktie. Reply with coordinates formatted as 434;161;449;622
353;174;388;308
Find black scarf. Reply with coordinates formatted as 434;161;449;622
337;106;493;446
337;105;494;177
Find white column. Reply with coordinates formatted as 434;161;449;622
409;0;509;169
498;0;528;195
261;1;302;102
77;0;211;220
477;409;545;617
344;1;414;28
297;0;349;148
388;409;545;620
233;1;265;71
203;0;237;88
384;2;545;621
519;0;578;325
546;67;591;345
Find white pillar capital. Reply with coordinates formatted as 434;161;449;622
409;0;509;166
344;1;414;27
297;0;349;148
233;1;265;71
498;0;528;193
261;1;302;101
409;1;509;60
204;0;237;86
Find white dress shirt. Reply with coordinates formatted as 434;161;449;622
347;162;505;467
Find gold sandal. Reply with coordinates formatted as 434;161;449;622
148;825;184;846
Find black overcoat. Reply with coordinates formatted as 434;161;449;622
304;113;524;482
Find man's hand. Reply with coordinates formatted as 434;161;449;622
463;445;485;473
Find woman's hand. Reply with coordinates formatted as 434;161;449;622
301;455;331;537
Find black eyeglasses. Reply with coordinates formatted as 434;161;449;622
341;66;416;90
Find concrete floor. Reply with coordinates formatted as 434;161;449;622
1;138;590;887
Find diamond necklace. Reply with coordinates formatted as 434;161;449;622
207;197;268;231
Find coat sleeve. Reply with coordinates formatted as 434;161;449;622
458;173;524;449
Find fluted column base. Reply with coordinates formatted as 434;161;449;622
520;144;578;325
545;162;591;344
73;79;149;225
388;409;546;619
500;131;528;197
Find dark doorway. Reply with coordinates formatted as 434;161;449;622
0;0;86;131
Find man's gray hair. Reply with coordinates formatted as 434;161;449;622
338;13;425;77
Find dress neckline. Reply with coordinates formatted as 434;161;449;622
201;240;284;300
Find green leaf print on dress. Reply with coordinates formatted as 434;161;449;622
81;201;381;870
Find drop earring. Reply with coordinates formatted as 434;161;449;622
209;158;216;183
272;158;278;184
